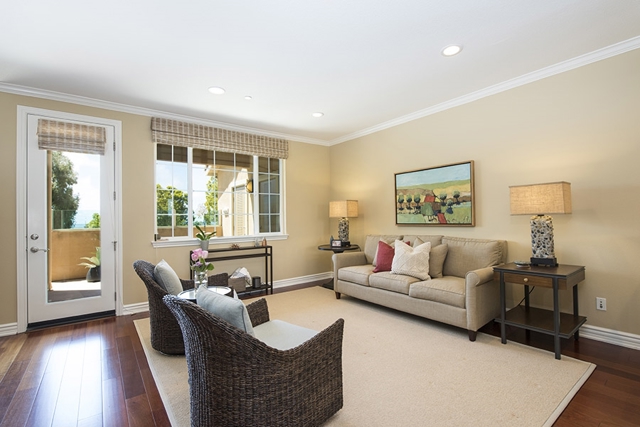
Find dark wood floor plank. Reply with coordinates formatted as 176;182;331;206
0;360;29;423
0;334;27;382
102;376;129;427
52;336;86;426
25;332;73;427
138;357;171;427
78;321;104;422
126;393;156;427
116;336;146;400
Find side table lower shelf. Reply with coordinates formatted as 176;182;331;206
496;305;587;339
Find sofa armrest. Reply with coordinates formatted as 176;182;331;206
465;266;496;288
465;265;502;332
331;252;368;278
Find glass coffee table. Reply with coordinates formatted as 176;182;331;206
177;286;234;302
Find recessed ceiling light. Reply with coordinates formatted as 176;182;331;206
312;112;324;118
244;96;252;100
208;86;226;95
441;45;462;57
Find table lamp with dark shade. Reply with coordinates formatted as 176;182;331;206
509;182;572;267
329;200;358;243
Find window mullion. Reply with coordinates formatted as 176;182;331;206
187;147;194;238
253;156;259;234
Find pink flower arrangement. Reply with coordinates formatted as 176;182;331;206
190;248;214;273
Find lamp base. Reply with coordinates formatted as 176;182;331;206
530;257;557;267
338;217;350;242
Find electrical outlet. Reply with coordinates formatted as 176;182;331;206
596;297;606;311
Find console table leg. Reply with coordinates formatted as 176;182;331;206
553;279;561;360
573;285;580;340
500;273;507;344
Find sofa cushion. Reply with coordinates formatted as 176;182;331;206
442;237;503;278
414;239;449;279
337;265;374;286
404;235;443;248
153;260;183;295
369;272;419;294
391;241;431;280
253;319;317;350
409;276;466;308
365;235;402;265
196;287;255;336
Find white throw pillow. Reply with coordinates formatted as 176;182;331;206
153;260;184;295
196;287;255;336
391;241;431;280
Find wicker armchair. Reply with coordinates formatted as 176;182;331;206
163;295;344;427
132;260;228;355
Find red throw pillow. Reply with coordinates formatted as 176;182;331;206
373;241;395;273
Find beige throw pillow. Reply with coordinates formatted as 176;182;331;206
391;241;431;280
153;260;184;295
415;237;448;278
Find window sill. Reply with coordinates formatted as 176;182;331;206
151;234;289;249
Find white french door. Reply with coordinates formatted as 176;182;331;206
23;111;118;326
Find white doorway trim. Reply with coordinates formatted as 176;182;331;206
16;106;123;333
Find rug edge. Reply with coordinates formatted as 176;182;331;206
133;318;182;427
542;362;596;427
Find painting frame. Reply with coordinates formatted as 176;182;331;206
395;160;475;226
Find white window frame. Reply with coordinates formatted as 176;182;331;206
152;145;287;248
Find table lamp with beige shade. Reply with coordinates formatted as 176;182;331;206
510;182;572;267
329;200;358;244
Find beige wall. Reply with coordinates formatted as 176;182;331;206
0;92;331;325
329;49;640;335
2;48;638;337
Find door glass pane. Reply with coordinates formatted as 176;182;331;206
48;150;102;302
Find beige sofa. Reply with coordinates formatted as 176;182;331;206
332;235;507;341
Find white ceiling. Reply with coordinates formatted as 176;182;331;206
1;0;640;145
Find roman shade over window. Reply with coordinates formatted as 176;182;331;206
151;117;289;159
37;119;107;155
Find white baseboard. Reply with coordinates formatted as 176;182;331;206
122;302;150;315
0;323;18;337
580;324;640;350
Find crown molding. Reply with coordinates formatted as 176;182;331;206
3;36;639;148
0;82;329;146
328;35;640;146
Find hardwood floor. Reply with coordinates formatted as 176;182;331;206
0;285;638;426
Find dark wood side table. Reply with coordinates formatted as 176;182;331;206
493;263;587;360
317;244;360;253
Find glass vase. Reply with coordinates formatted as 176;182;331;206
194;271;208;290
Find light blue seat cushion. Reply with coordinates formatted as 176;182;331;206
196;287;254;336
153;260;183;295
253;320;318;350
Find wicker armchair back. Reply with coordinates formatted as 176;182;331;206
163;294;345;427
132;260;228;355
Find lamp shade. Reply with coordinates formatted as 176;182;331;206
509;182;572;215
329;200;358;218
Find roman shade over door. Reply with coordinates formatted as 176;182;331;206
37;119;107;155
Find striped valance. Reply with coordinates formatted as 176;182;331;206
37;119;106;155
151;118;289;159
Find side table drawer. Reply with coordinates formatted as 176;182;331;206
503;272;553;288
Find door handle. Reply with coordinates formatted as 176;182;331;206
30;247;49;253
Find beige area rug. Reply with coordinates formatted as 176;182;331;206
135;286;595;427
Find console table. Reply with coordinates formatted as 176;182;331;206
493;263;587;360
190;245;273;297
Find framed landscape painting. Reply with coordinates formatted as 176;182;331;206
395;161;475;226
